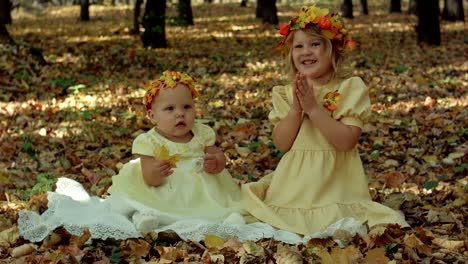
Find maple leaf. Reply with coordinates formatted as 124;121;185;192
153;145;181;168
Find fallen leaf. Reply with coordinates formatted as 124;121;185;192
10;243;37;258
153;145;181;167
0;226;19;247
204;234;225;248
432;238;464;251
364;247;389;264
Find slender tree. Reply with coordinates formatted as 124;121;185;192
0;0;14;44
416;0;440;45
256;0;278;25
341;0;353;18
408;0;417;15
177;0;194;26
360;0;368;15
80;0;90;21
141;0;167;48
389;0;401;13
441;0;464;21
131;0;143;34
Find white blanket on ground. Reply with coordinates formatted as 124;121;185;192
18;177;367;245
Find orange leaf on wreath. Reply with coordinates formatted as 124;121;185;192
323;91;340;112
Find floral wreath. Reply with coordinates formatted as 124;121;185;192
277;5;356;56
143;70;198;111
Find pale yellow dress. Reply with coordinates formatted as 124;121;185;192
108;123;241;222
241;77;409;235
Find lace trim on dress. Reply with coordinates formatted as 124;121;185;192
18;178;367;245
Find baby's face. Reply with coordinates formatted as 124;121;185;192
147;84;196;142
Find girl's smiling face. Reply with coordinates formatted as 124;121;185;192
147;84;196;143
292;30;333;85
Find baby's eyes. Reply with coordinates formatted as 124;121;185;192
164;106;174;111
184;104;193;109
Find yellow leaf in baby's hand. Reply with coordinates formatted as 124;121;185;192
153;145;180;168
204;234;225;248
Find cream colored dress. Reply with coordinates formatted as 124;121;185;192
241;77;409;235
108;123;241;222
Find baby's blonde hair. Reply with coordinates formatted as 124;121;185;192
283;25;352;81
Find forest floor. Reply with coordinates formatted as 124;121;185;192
0;1;467;263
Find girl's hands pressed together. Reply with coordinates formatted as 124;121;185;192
291;74;303;114
295;73;319;116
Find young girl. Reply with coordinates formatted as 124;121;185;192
241;5;409;235
107;70;241;222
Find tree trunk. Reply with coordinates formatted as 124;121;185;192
80;0;90;21
141;0;167;48
256;0;278;25
416;0;440;45
0;0;15;44
441;0;464;21
360;0;368;15
389;0;401;13
255;0;262;19
0;0;12;25
240;0;247;7
177;0;194;26
408;0;417;15
341;0;353;18
132;0;143;34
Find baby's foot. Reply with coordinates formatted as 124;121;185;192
132;212;159;232
222;212;246;225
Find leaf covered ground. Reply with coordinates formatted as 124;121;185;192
0;1;467;263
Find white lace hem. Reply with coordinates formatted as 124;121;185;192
18;178;367;244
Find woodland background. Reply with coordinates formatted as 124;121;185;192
0;0;467;263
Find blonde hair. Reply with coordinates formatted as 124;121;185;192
283;25;352;81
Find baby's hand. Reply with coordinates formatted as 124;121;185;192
203;153;218;173
154;159;174;177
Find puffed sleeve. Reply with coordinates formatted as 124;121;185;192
132;132;157;156
268;85;293;125
331;77;371;129
195;123;216;146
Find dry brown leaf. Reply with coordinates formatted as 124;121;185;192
330;246;363;263
404;233;432;255
123;239;151;259
10;243;37;258
155;246;187;261
364;247;389;264
432;238;464;251
315;249;334;264
242;240;264;257
381;171;407;188
273;244;303;263
0;226;19;247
